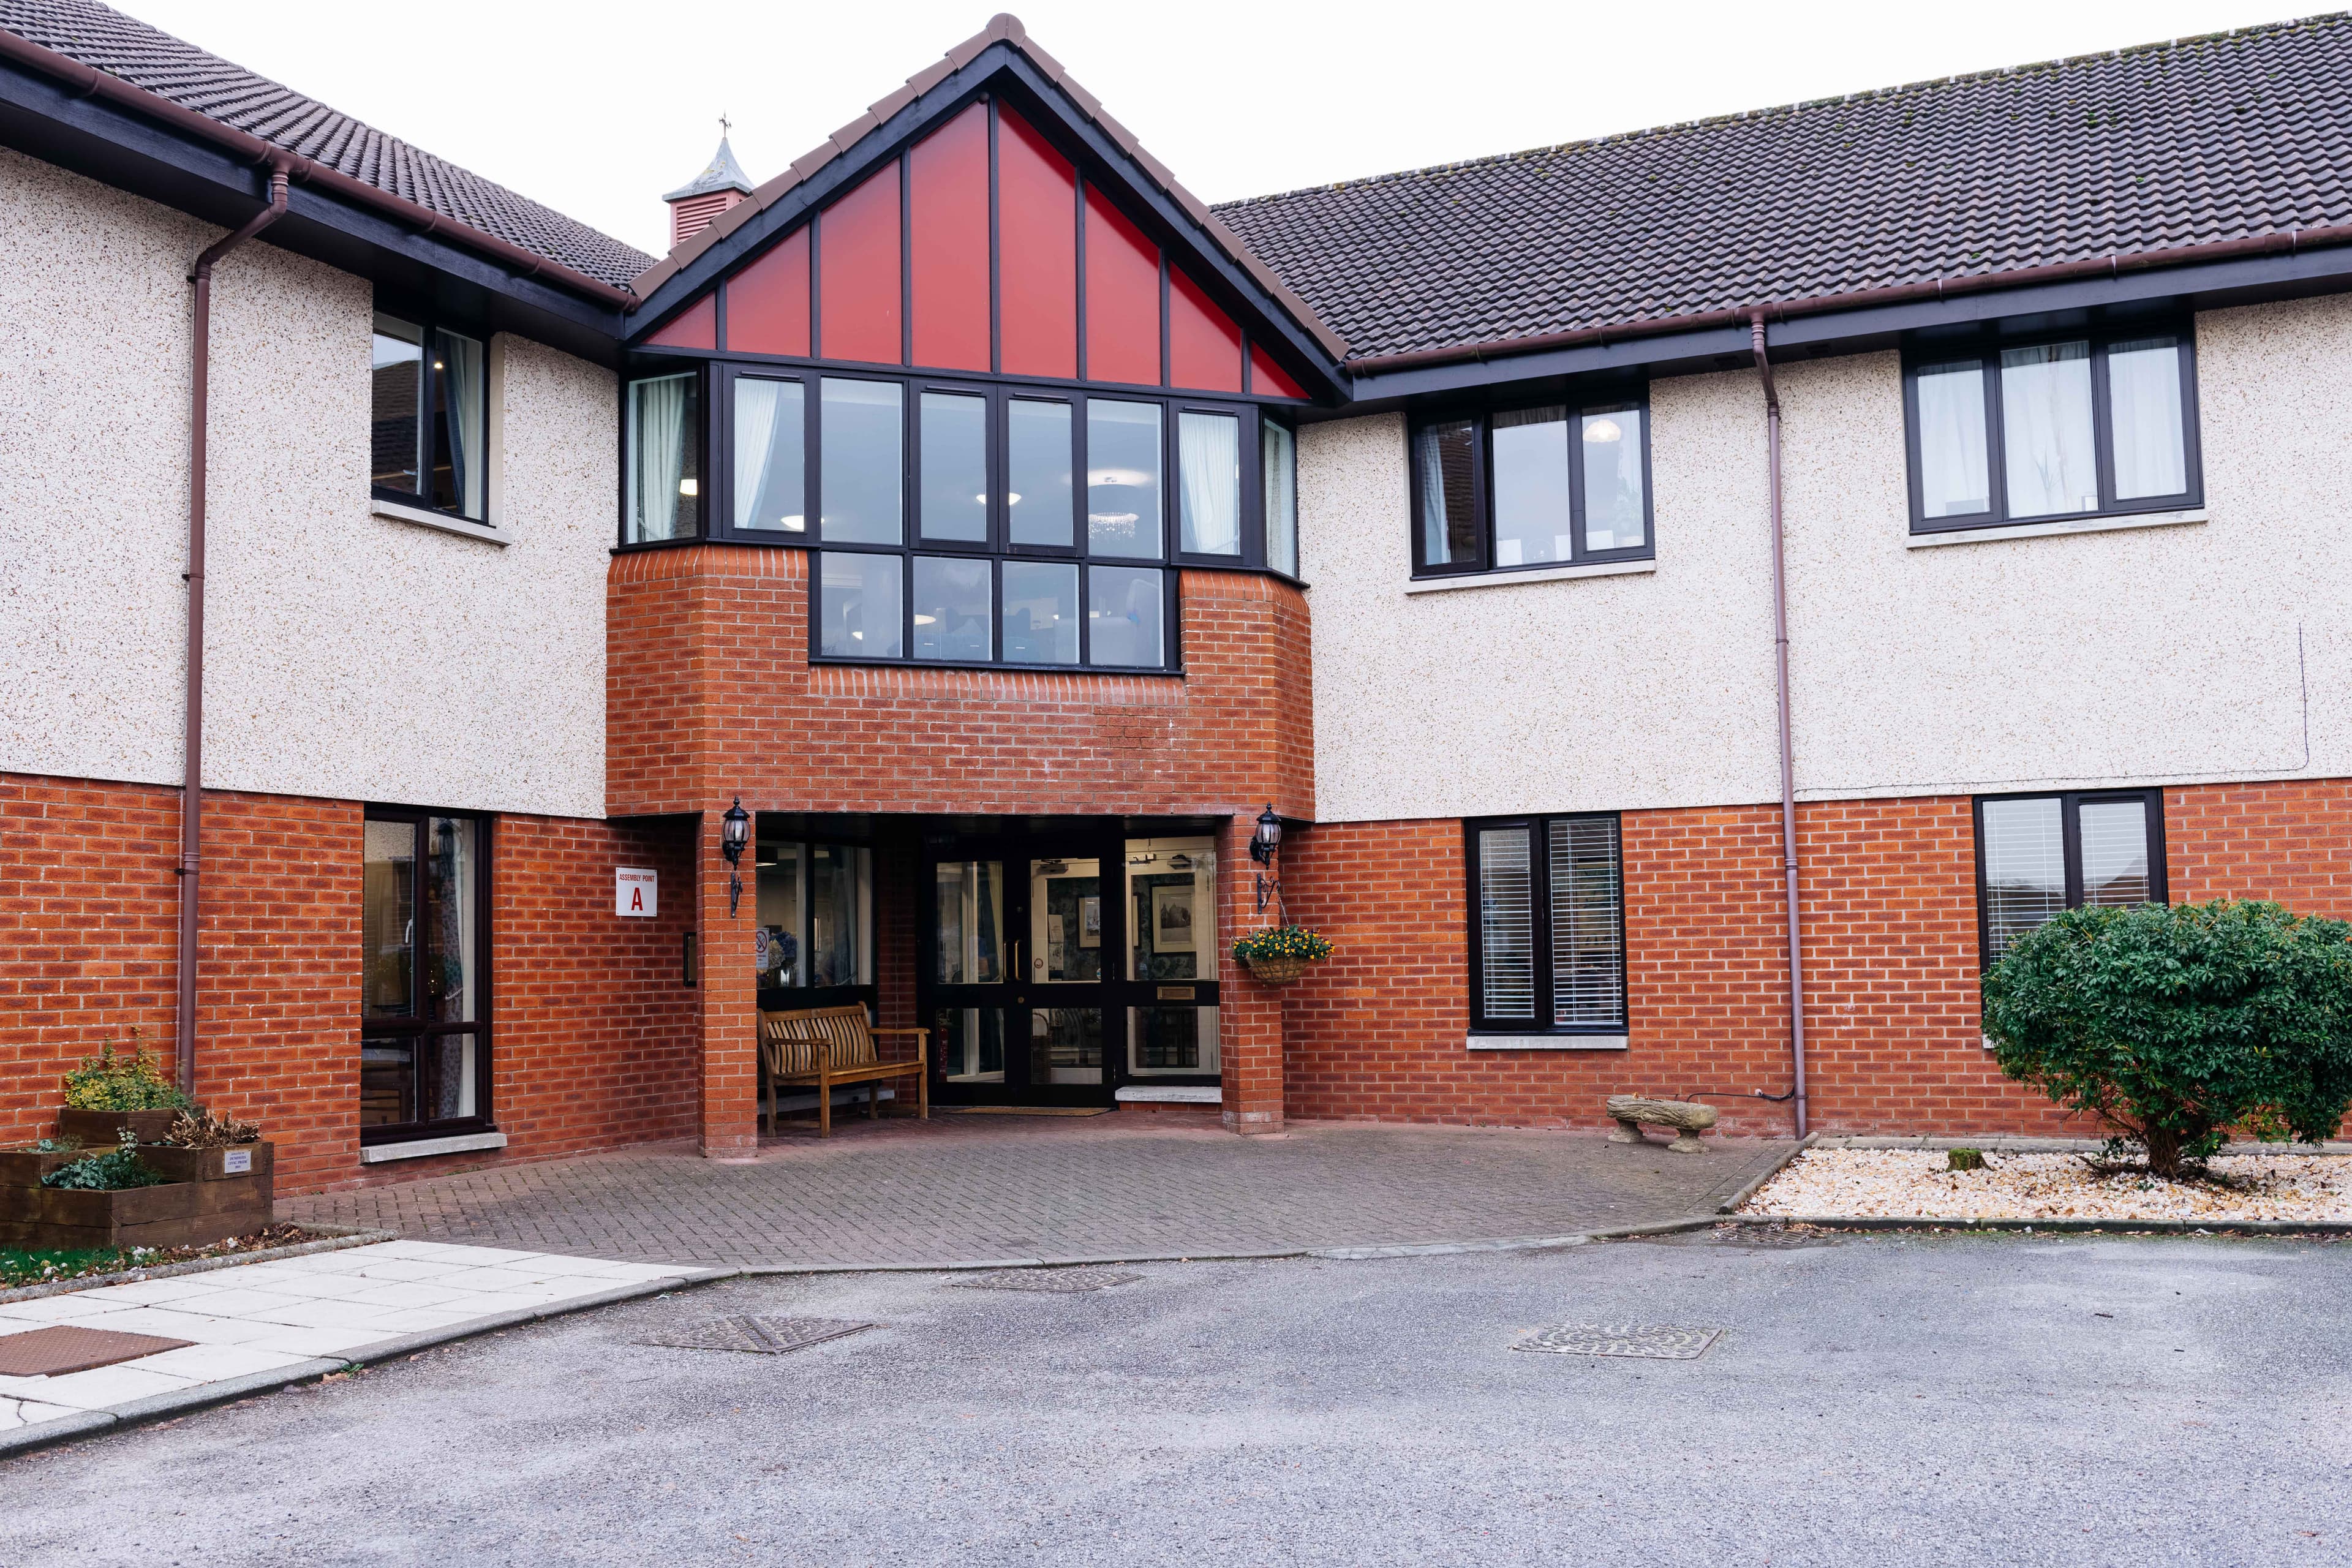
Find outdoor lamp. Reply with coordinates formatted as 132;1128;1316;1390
721;796;751;916
1250;804;1283;865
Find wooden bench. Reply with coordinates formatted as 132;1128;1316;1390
759;1006;929;1139
1605;1095;1718;1154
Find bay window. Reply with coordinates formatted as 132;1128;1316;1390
372;310;488;522
1411;396;1653;578
1464;813;1627;1037
1906;328;2199;532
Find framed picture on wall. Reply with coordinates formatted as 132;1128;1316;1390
1079;895;1101;949
1152;884;1196;954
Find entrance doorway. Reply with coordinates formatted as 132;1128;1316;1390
922;824;1221;1107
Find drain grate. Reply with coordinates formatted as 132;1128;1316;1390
954;1268;1142;1294
1513;1322;1724;1359
0;1325;194;1378
1717;1224;1839;1250
643;1316;873;1355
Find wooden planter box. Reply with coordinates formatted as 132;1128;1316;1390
140;1142;273;1185
0;1174;273;1252
56;1108;183;1146
0;1148;85;1188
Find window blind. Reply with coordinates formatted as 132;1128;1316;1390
1549;816;1624;1027
1477;826;1535;1020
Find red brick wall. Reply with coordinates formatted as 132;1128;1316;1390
1281;780;2352;1138
3;772;703;1194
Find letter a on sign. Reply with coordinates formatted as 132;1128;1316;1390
616;867;658;918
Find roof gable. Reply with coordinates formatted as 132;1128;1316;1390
625;13;1345;397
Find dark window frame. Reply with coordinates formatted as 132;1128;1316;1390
1904;325;2203;535
1408;393;1656;580
1462;812;1629;1037
371;305;491;524
754;824;881;1018
1971;787;2169;969
359;805;494;1147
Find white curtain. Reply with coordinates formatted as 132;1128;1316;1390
2001;342;2097;518
630;375;688;541
1416;424;1451;562
1178;412;1240;555
437;331;486;521
734;379;779;531
2109;339;2187;499
1915;364;1989;518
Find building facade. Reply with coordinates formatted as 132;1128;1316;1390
6;5;2352;1189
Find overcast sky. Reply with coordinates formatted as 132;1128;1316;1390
125;0;2304;261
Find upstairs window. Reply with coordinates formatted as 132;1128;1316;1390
625;371;704;543
1975;790;2166;966
1907;330;2200;533
372;311;487;522
1411;398;1652;578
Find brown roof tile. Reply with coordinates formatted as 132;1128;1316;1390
0;0;651;289
1214;17;2352;363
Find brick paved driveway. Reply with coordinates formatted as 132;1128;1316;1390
285;1117;1795;1269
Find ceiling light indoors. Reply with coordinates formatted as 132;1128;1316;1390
678;478;699;496
1584;418;1623;444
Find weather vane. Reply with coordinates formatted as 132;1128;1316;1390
718;111;733;138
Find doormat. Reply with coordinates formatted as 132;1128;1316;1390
0;1324;194;1378
1512;1322;1723;1359
942;1106;1113;1117
642;1316;873;1355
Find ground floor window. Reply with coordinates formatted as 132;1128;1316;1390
756;823;875;1012
360;807;491;1141
1464;813;1626;1035
1975;789;2166;965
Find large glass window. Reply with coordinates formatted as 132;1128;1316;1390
625;371;701;543
1412;395;1653;576
1087;399;1163;558
818;551;903;658
820;377;904;543
1088;565;1164;668
919;391;989;542
374;311;488;523
1976;790;2165;965
1008;398;1076;547
1177;410;1241;556
1263;417;1298;577
360;809;490;1141
1905;330;2199;532
733;375;805;533
1003;560;1078;665
1465;813;1626;1035
913;555;991;662
756;824;873;1009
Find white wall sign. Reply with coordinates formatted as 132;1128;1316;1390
616;867;658;918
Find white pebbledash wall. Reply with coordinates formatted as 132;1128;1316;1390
1300;295;2352;824
0;148;614;820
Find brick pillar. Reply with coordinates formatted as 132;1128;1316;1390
698;809;760;1159
1217;815;1285;1134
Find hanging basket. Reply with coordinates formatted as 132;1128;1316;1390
1243;955;1314;985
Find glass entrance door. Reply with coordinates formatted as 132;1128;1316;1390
1025;854;1105;1090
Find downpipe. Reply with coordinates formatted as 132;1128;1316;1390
176;160;290;1097
1749;312;1810;1139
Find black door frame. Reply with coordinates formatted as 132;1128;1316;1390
918;820;1223;1107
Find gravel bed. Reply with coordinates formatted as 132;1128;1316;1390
1741;1147;2352;1223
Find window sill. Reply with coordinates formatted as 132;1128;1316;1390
807;655;1186;679
1907;508;2206;549
1465;1033;1629;1051
1115;1085;1222;1103
1406;559;1654;595
358;1129;507;1164
372;499;506;546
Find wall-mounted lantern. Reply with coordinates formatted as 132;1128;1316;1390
721;796;751;917
1250;804;1284;914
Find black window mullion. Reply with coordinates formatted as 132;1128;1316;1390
1529;820;1556;1027
1980;349;2010;523
2089;340;2119;513
2060;794;2086;910
1472;415;1493;573
1564;402;1590;566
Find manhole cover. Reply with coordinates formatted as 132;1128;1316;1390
642;1316;873;1355
953;1268;1142;1293
1718;1224;1837;1250
0;1325;194;1377
1513;1322;1724;1359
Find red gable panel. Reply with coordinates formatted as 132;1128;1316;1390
1248;342;1308;400
646;292;715;350
1168;266;1242;393
910;104;990;373
726;227;810;357
819;160;903;365
1084;184;1159;386
997;105;1076;381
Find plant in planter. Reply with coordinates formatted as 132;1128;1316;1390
39;1131;167;1191
1231;925;1333;984
161;1109;262;1148
57;1031;192;1146
1983;899;2352;1177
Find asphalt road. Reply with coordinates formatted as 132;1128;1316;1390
4;1229;2346;1566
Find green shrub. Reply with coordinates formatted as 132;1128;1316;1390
59;1032;190;1112
1982;900;2352;1177
40;1131;168;1191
